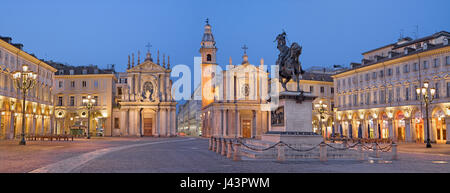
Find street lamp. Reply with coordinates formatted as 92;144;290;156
82;95;96;139
314;100;328;140
416;81;436;148
12;64;37;145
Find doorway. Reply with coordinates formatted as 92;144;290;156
242;119;251;138
435;117;447;144
143;118;153;136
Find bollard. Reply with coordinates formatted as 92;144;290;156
374;143;379;158
212;138;216;152
392;143;398;160
233;143;241;161
227;140;233;159
277;143;285;162
357;143;364;161
319;143;327;162
216;138;221;153
208;137;212;150
221;138;227;156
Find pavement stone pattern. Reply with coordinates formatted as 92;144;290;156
1;137;449;173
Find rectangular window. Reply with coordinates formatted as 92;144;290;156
360;93;364;105
446;56;450;66
373;92;377;104
70;96;75;106
387;68;392;76
114;118;120;129
310;86;314;92
413;63;418;71
82;81;87;87
414;86;419;100
433;58;440;68
365;73;369;81
58;96;63;106
71;81;75;88
379;70;384;78
372;72;377;79
396;67;400;75
58;81;63;88
405;87;410;101
447;82;450;97
330;87;334;94
423;60;428;69
320;86;324;93
366;92;370;105
380;90;385;104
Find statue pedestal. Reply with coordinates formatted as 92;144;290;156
262;91;322;144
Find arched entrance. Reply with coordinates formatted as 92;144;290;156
395;111;406;142
414;111;424;143
432;108;447;144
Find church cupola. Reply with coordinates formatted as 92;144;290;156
145;50;153;62
200;18;217;64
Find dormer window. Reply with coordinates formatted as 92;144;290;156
82;69;87;74
70;69;74;75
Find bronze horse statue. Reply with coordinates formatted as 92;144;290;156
275;32;304;92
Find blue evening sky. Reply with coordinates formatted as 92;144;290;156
1;0;449;73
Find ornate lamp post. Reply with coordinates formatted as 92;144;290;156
12;64;37;145
314;100;328;140
416;81;436;148
82;95;96;139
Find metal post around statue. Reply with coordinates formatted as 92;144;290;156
221;138;226;156
392;143;398;160
233;142;241;161
208;137;212;150
357;143;364;161
319;143;327;162
277;143;285;162
216;138;221;153
227;140;233;159
212;138;216;152
374;143;379;158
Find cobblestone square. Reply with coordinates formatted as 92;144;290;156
1;137;449;173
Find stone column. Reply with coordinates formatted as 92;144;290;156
235;109;240;138
172;108;176;136
40;116;45;135
388;119;394;141
32;116;36;135
252;110;256;138
9;112;15;139
446;117;450;144
220;109;224;137
405;118;412;142
155;109;160;137
161;108;166;136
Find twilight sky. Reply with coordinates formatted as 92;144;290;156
1;0;449;73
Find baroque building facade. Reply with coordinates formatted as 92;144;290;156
333;31;450;144
0;36;57;139
52;62;116;136
200;21;271;139
112;51;177;137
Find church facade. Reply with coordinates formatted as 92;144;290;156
200;21;271;139
112;51;177;137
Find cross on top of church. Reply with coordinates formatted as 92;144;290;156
145;42;152;53
242;44;248;54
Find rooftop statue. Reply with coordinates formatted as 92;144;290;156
274;32;305;92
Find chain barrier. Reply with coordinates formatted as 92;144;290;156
282;142;321;152
211;137;393;153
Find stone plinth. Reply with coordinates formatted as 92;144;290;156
262;91;322;144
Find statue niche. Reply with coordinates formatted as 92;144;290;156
142;81;155;101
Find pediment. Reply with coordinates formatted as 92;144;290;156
128;60;167;73
229;63;266;73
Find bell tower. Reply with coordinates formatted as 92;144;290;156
200;19;218;107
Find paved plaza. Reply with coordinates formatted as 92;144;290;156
0;137;449;173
